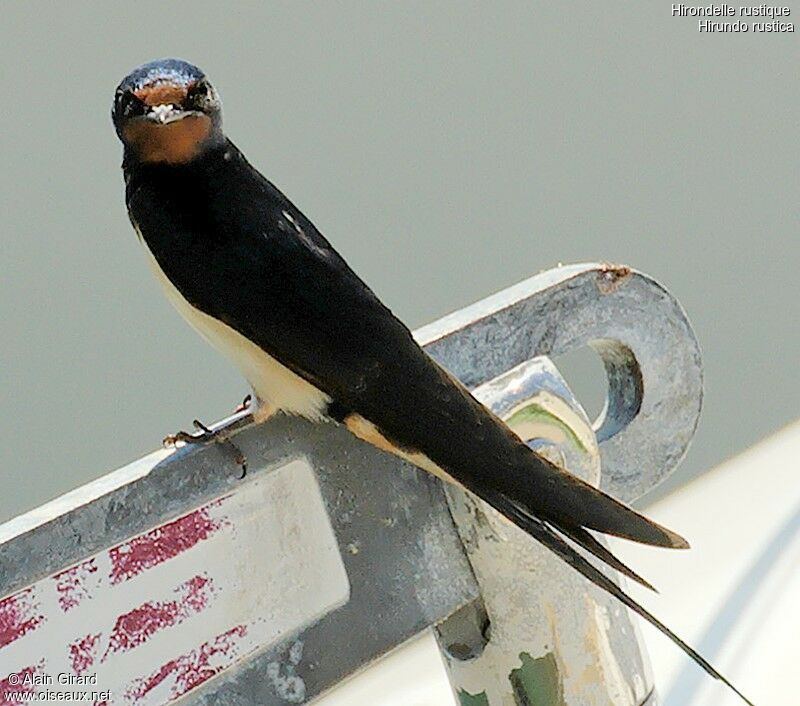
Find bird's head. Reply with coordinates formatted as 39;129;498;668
112;58;223;165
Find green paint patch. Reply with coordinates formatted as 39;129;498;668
504;404;588;453
457;689;490;706
509;652;564;706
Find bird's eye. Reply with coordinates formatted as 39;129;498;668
114;90;145;120
186;81;206;103
186;79;216;111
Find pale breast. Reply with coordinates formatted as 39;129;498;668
139;239;332;421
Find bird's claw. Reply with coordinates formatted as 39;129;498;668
162;420;211;446
163;418;248;479
232;394;252;415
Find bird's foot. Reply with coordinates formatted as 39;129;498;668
164;418;248;479
231;393;274;424
232;393;253;415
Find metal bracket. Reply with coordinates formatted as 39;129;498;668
437;356;654;706
0;263;702;706
418;263;703;501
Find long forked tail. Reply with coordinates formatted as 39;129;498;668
484;489;755;706
514;450;691;549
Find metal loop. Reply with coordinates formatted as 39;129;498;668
417;263;703;501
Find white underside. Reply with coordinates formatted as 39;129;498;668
138;233;455;486
140;240;332;421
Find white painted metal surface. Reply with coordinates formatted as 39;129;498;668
0;460;349;705
439;359;653;706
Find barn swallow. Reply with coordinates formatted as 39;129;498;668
112;59;752;705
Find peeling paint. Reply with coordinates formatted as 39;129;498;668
509;652;565;706
0;587;44;649
503;394;594;454
108;499;229;585
457;688;490;706
264;640;306;702
438;357;656;705
0;460;349;706
596;264;632;294
53;559;99;613
102;574;215;660
124;624;248;702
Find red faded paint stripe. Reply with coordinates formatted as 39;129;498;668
108;499;230;585
103;574;215;659
53;558;99;613
0;663;40;706
0;588;44;649
69;632;101;676
124;624;248;702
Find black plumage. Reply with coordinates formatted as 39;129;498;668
126;136;684;551
113;59;753;705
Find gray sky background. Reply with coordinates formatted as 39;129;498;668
1;3;797;522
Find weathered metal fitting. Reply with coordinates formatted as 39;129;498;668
418;263;703;502
436;356;655;706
